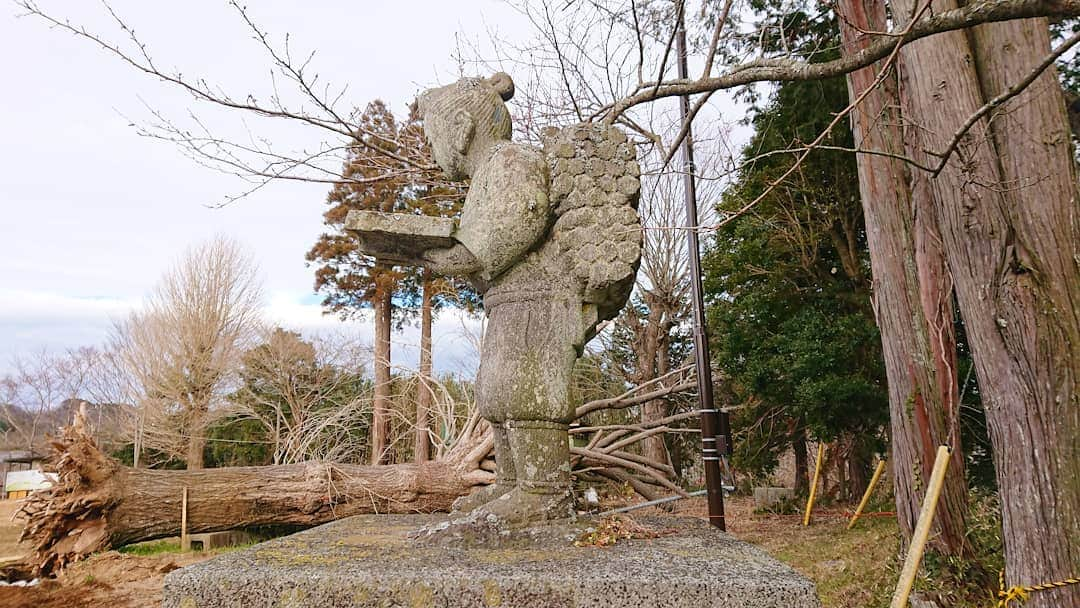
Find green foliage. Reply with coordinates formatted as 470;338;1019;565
109;443;186;470
205;417;271;468
701;0;837;104
918;490;1004;605
118;540;181;556
955;320;995;490
703;62;888;482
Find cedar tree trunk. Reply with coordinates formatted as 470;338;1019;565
967;15;1079;603
837;0;970;556
371;272;393;465
892;3;1079;602
416;274;434;462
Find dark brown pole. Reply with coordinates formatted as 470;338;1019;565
675;4;729;530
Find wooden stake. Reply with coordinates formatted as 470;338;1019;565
802;443;825;526
848;459;887;529
180;487;190;552
890;446;951;608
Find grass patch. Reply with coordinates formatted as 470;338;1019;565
741;515;899;607
117;540;182;556
727;492;1004;608
212;541;259;554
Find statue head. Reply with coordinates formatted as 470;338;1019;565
416;73;515;180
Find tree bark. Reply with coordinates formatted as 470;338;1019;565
846;434;872;504
792;422;809;495
965;16;1080;604
634;295;673;469
837;0;970;557
371;273;393;465
891;4;1079;603
186;403;206;470
415;274;434;463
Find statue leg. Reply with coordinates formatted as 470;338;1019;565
473;297;583;524
452;309;518;513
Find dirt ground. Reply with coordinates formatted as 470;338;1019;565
0;495;900;608
0;498;216;608
0;550;216;608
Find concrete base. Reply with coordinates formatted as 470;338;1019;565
163;514;820;608
753;487;795;510
189;530;256;551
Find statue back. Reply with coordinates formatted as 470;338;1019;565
542;123;642;322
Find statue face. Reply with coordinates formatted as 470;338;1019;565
417;76;512;181
419;95;474;181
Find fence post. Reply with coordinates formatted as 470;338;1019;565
180;486;190;552
802;443;825;526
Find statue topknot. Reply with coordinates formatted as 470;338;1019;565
485;72;515;101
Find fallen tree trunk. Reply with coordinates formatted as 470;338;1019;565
19;371;695;576
17;408;493;576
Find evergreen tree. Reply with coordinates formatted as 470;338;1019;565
306;100;468;464
703;71;888;499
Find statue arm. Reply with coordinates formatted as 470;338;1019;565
455;147;552;282
345;210;471;269
421;243;483;276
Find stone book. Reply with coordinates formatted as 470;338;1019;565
344;210;458;264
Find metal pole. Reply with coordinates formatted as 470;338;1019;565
675;9;730;531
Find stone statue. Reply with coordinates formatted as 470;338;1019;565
347;72;641;526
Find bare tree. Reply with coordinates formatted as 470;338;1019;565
229;327;371;464
112;236;262;469
603;137;725;469
0;350;90;452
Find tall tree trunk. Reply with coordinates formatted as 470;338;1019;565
892;4;1079;603
792;422;809;495
846;434;872;504
837;0;970;557
967;16;1079;603
186;404;206;470
628;296;672;469
641;338;669;469
641;398;670;467
371;275;393;465
415;274;434;463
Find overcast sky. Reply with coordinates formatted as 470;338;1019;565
1;1;751;381
0;0;549;376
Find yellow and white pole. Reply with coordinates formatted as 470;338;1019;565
802;443;825;526
848;459;887;529
890;446;951;608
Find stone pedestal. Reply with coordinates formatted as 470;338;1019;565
163;514;820;608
